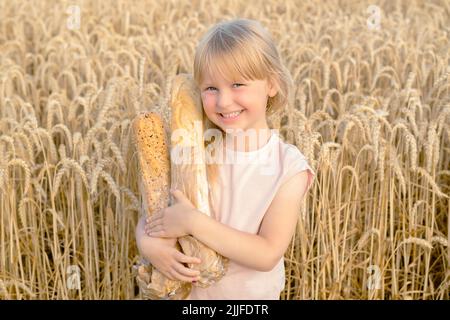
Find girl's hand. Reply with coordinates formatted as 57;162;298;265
145;189;197;238
140;236;202;282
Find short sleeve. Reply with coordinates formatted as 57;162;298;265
281;147;315;193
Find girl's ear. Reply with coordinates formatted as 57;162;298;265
267;77;278;98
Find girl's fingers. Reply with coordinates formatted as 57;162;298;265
175;251;202;265
173;262;201;278
147;224;163;233
162;271;176;281
146;215;163;225
145;221;163;233
146;209;164;221
170;266;200;282
152;266;175;281
146;219;162;230
148;230;166;237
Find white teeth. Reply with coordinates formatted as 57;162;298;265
221;110;243;118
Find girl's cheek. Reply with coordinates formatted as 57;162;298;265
202;95;216;110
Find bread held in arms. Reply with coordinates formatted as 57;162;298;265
132;112;191;300
170;73;228;287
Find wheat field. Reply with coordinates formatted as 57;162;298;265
0;0;449;300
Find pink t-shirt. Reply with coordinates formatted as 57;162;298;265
187;131;315;300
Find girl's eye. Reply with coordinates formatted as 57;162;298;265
205;84;244;91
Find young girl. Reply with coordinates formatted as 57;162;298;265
135;18;315;300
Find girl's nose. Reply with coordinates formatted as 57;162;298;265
217;92;233;109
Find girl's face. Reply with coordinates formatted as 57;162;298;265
199;71;277;133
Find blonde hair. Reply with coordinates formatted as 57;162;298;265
192;18;293;193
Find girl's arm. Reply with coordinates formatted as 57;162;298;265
187;170;311;272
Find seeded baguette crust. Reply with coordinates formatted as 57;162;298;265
132;112;190;300
134;112;171;217
170;73;228;288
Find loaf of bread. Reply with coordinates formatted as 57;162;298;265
132;112;191;300
169;73;228;287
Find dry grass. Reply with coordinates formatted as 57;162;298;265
0;0;449;299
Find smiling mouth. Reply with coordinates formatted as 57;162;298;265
219;110;244;119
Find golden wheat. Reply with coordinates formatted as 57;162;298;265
0;0;448;300
6;158;31;195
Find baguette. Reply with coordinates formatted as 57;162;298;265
170;73;228;287
132;112;191;300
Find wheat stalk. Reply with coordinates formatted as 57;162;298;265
398;237;433;250
6;158;31;195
